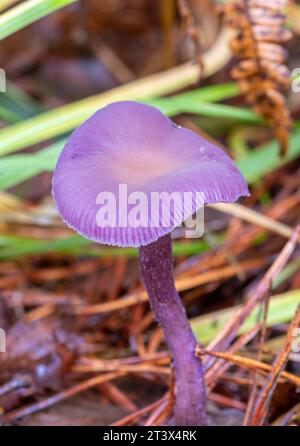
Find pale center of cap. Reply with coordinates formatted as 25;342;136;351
112;150;184;186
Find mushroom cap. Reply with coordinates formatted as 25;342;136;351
52;101;249;247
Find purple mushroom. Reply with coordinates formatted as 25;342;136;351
52;101;249;426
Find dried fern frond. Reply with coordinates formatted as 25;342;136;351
219;0;293;156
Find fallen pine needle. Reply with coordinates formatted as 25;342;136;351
111;395;168;426
206;226;300;357
197;348;300;388
210;203;298;242
4;371;125;422
74;258;265;315
250;304;300;426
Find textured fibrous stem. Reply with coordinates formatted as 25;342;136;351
139;234;207;426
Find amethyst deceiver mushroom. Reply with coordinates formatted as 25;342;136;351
52;101;249;426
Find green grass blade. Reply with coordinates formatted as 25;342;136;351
0;234;211;259
0;83;241;156
237;130;300;184
0;103;20;122
0;81;44;119
191;289;300;345
0;0;78;41
182;102;261;123
0;141;63;190
1;129;300;191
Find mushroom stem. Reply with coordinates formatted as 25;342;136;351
139;234;207;426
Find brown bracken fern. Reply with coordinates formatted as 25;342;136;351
218;0;293;156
